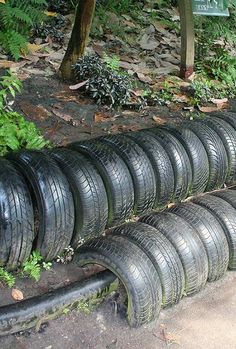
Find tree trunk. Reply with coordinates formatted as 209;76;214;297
60;0;96;80
178;0;195;79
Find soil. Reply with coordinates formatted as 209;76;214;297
1;75;236;348
0;271;236;349
14;74;188;147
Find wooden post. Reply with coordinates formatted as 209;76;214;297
178;0;195;79
60;0;96;80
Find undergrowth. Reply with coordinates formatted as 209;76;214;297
0;0;47;59
0;71;49;156
0;251;52;287
73;54;132;109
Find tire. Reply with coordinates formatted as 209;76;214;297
161;125;209;195
98;135;156;215
203;117;236;184
7;150;75;261
143;128;192;201
139;212;208;295
112;222;185;307
49;148;109;248
211;189;236;208
70;141;134;226
183;121;228;191
127;131;175;208
75;235;162;327
191;194;236;269
209;111;236;131
169;202;229;281
0;158;34;270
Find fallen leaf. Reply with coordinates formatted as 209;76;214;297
69;80;89;90
136;72;152;84
94;112;115;123
0;0;5;3
20;102;51;121
198;106;221;113
44;11;57;17
52;109;73;122
152;116;166;125
210;97;228;105
139;34;159;50
12;288;24;301
0;60;26;69
27;43;46;53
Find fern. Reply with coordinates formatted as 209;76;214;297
0;0;47;59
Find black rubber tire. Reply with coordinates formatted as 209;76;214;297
7;150;75;261
209;111;236;131
75;235;162;327
139;212;208;295
143;128;192;201
0;158;34;270
211;189;236;209
98;135;156;215
183;121;228;191
191;194;236;270
161;125;209;195
203;117;236;184
127;131;175;208
112;222;185;307
70;141;134;226
169;202;229;281
49;148;109;248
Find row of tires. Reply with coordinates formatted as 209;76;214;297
76;189;236;327
1;111;236;268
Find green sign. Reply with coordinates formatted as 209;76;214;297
192;0;229;16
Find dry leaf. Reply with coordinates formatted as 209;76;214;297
44;11;57;17
69;80;89;90
12;288;24;301
0;0;6;3
136;72;152;84
94;112;115;123
152;116;166;125
0;60;26;69
27;43;48;53
20;102;51;121
210;97;228;107
198;106;221;113
52;108;73;122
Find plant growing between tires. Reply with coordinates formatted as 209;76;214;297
21;251;52;281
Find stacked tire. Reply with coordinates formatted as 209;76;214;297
1;111;236;271
76;189;236;327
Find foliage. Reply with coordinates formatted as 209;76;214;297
197;48;236;85
0;0;47;59
103;53;120;72
56;246;74;264
33;14;66;45
0;267;15;287
73;55;132;109
96;0;138;15
0;111;49;156
47;0;75;14
21;251;52;281
0;71;22;111
0;70;49;156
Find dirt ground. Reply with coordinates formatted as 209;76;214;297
1;75;236;348
0;271;236;349
14;74;188;147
